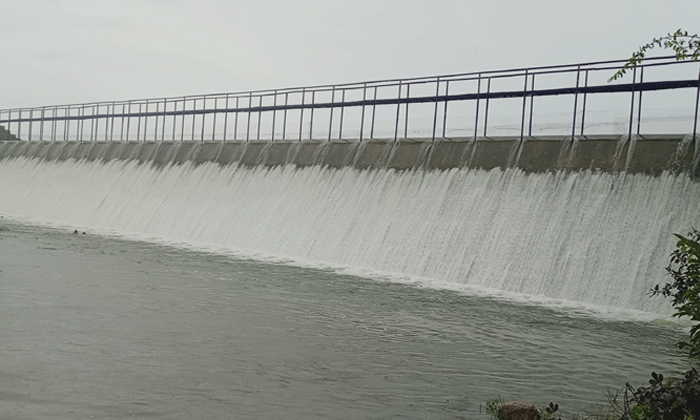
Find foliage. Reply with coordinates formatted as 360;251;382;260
609;29;700;81
485;397;504;420
620;369;700;420
542;402;561;420
652;229;700;360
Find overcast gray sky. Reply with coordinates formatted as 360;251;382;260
2;0;699;109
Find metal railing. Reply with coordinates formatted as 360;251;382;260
1;56;699;143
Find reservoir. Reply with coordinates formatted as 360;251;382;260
0;140;698;419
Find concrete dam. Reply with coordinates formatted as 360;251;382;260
0;134;697;176
1;56;699;314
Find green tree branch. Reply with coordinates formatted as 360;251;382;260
609;29;700;82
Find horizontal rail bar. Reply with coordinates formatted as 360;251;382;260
0;55;688;113
1;80;696;125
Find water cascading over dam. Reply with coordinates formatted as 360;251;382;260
0;136;698;316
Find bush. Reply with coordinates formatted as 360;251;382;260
652;229;700;360
621;369;700;420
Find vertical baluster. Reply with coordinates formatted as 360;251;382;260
580;70;589;136
339;89;345;140
394;82;402;142
246;93;253;142
298;89;305;142
370;86;378;139
328;87;335;141
636;67;644;135
528;75;536;137
201;96;207;142
143;100;149;141
211;97;218;141
431;78;440;142
223;94;229;142
191;98;197;141
627;67;637;141
404;84;410;138
28;109;33;141
40;107;45;141
282;93;288;140
271;91;277;142
520;70;529;142
309;91;315;140
442;81;450;139
359;83;367;142
257;95;263;140
234;96;240;141
483;78;491;137
474;74;481;142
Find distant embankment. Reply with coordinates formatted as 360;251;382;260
0;135;697;177
0;125;17;141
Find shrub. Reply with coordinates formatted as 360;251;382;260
652;229;700;360
622;369;700;420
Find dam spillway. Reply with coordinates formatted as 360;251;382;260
0;136;698;315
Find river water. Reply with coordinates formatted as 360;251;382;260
0;220;688;420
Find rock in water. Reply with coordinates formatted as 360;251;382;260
498;401;541;420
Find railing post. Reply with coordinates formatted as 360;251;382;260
628;66;637;141
298;89;305;142
257;95;263;140
246;93;253;142
271;91;277;142
64;106;70;141
404;84;410;138
692;64;699;144
637;67;644;135
282;93;287;140
170;100;177;142
40;107;45;141
91;105;97;141
143;100;149;141
394;81;402;142
80;105;86;142
51;108;57;141
28;109;33;141
580;70;589;136
339;89;346;140
108;103;114;141
222;94;229;142
201;96;207;142
360;83;367;142
370;86;378;139
328;86;335;141
137;103;143;142
520;69;529;142
154;102;160;141
571;65;581;142
126;101;131;141
180;98;186;142
432;77;441;142
17;109;22;141
474;74;481;142
528;74;536;137
191;98;197;141
234;96;240;141
162;100;167;141
309;90;315;140
211;97;217;141
442;80;450;139
483;78;491;137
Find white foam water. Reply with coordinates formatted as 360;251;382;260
0;156;698;317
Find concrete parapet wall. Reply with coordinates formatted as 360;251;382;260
1;135;697;177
